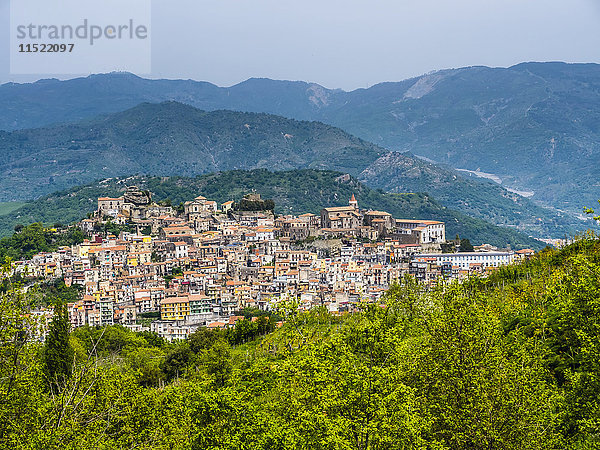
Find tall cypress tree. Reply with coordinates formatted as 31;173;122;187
43;301;74;389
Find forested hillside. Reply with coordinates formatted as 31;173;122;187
358;151;591;237
0;92;593;239
0;170;543;249
0;102;382;201
2;235;600;448
2;62;599;214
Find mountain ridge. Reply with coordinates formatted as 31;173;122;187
0;101;590;239
2;62;599;216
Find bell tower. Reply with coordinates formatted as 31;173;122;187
349;193;358;210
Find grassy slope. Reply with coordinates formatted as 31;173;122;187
0;202;26;216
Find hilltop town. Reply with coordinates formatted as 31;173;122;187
11;186;533;341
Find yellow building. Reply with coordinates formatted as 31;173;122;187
127;253;141;267
160;297;190;321
75;241;93;258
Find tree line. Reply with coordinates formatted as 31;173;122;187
1;236;600;448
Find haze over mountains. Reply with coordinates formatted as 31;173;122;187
0;101;588;239
1;62;598;218
0;102;383;199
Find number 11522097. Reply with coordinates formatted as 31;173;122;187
18;43;74;52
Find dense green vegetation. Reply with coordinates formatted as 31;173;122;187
29;279;83;307
235;197;275;212
0;223;85;261
0;170;543;249
42;301;74;389
2;236;600;448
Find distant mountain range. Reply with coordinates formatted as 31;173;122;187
0;101;589;239
0;169;544;249
1;62;599;216
0;102;383;199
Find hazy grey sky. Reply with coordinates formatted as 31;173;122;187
2;0;600;89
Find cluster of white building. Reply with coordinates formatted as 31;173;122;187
9;189;533;341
